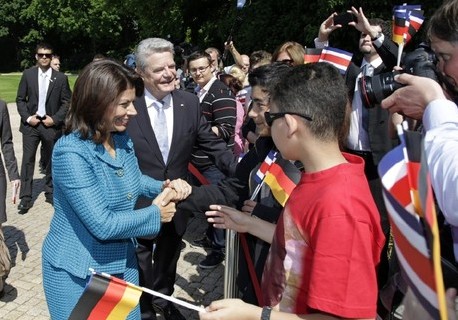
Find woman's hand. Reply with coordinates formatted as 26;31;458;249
153;188;176;222
11;179;20;204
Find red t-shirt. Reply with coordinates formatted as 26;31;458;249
262;153;385;318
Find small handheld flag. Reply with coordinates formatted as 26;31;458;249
318;47;353;75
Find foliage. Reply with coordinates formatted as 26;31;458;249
0;0;444;72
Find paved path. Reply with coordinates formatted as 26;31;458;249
0;103;223;319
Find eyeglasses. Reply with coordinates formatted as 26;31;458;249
278;59;294;65
37;53;53;59
189;65;210;75
264;111;312;127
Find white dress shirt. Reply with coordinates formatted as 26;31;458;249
423;100;458;261
145;90;174;147
423;98;458;261
38;68;52;117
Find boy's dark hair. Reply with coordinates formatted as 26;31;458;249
248;62;291;95
186;50;212;68
427;0;458;42
271;62;348;142
36;42;53;53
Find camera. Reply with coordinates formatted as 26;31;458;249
359;45;438;107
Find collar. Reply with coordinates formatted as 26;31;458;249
39;68;52;78
145;89;172;108
201;75;217;92
361;56;383;69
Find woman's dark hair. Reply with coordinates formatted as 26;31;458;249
217;73;243;95
65;60;144;143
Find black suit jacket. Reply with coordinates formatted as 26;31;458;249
16;66;71;133
127;89;237;234
345;36;399;164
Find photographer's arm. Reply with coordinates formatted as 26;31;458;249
224;41;244;69
314;13;340;48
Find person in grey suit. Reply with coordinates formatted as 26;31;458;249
16;42;71;213
127;38;237;320
0;99;20;295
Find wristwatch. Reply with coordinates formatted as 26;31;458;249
261;306;272;320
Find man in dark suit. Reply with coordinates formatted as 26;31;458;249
315;7;399;304
127;38;237;320
16;42;71;214
187;50;237;269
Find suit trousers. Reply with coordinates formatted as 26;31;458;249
137;211;191;319
20;124;58;199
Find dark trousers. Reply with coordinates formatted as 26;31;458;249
137;213;191;320
191;165;226;251
20;125;57;200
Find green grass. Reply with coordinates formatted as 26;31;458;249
0;73;78;103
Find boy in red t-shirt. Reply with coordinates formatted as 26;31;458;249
201;62;385;320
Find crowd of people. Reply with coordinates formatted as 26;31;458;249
0;1;456;319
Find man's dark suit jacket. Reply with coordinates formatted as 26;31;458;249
16;66;71;133
127;89;237;235
345;36;399;165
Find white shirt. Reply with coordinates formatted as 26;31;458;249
37;68;52;117
196;76;217;103
346;57;383;151
423;99;458;261
145;90;174;147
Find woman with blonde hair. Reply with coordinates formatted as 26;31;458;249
271;41;305;65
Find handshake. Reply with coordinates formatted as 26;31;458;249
154;179;192;223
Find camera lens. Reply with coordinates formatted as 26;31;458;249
360;71;404;107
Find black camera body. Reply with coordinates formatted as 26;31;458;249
359;46;438;107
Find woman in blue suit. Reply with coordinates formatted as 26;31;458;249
42;60;191;319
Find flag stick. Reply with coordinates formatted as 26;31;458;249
397;42;404;67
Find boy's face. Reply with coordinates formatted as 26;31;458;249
268;101;292;159
248;85;271;137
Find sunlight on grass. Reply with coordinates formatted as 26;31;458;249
0;73;78;103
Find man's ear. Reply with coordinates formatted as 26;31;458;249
284;114;299;138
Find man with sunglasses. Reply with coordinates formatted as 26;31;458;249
16;42;71;214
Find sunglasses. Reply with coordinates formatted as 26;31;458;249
265;111;312;127
37;53;53;59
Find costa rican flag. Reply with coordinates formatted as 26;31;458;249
318;47;353;75
378;124;448;320
254;150;278;184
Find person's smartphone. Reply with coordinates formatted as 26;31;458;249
333;12;356;25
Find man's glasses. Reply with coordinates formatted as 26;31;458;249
37;53;53;59
189;65;210;75
265;111;312;127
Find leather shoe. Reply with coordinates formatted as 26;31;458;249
191;236;213;249
198;250;225;269
18;199;32;214
154;303;185;320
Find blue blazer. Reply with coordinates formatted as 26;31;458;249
42;132;164;279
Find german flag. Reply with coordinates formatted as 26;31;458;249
392;11;408;45
263;160;298;206
304;48;322;64
69;272;142;320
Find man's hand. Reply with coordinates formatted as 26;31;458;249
381;74;446;120
241;200;257;215
29;116;41;126
318;13;341;42
348;6;379;38
41;116;55;127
